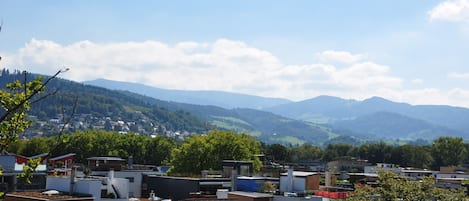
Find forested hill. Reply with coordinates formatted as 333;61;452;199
0;70;212;137
1;70;336;145
84;78;291;109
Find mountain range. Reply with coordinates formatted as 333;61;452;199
3;71;468;145
84;79;291;109
86;79;469;142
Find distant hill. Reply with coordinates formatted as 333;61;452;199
84;79;291;109
3;64;464;144
266;96;469;140
116;91;334;145
1;71;334;145
333;111;462;140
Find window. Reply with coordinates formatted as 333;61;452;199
125;177;134;183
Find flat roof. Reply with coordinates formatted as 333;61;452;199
237;176;279;181
87;156;124;161
280;171;318;177
399;169;435;173
229;191;273;198
348;173;378;177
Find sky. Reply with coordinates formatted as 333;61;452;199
1;0;469;107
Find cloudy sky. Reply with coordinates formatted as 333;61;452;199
1;0;469;107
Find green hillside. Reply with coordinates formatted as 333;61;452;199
1;70;338;145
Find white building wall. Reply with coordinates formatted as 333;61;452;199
436;173;469;179
75;179;102;201
46;177;101;201
112;178;129;199
280;176;306;193
93;170;159;198
292;178;306;192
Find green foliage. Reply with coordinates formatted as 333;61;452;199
0;73;45;150
265;144;289;162
1;71;212;136
18;158;42;184
288;143;323;162
347;170;466;201
322;143;353;161
392;145;433;169
145;135;176;165
11;130;176;165
432;136;467;168
170;130;262;175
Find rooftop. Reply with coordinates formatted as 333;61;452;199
280;171;318;177
229;191;273;198
5;191;93;201
86;156;124;161
50;153;76;161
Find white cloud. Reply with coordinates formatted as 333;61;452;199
2;38;469;108
448;72;469;78
411;79;424;84
316;50;366;64
428;0;469;22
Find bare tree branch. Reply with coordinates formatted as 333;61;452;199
0;68;68;123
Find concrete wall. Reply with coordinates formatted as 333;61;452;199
93;170;160;198
111;178;129;199
47;177;101;201
280;177;305;193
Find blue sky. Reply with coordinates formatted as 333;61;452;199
1;0;469;107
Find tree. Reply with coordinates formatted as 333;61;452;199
350;142;393;164
144;135;176;165
265;143;289;162
170;130;262;175
347;170;466;201
0;70;67;151
431;137;467;168
322;143;353;161
289;143;323;162
392;145;433;169
20;137;53;156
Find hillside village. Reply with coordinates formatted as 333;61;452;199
24;112;191;140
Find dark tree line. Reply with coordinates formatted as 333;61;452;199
264;136;467;170
9;130;176;165
7;129;468;172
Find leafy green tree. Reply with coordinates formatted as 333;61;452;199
322;143;353;161
289;143;323;162
113;132;147;164
265;143;289;162
350;142;393;164
7;139;27;155
1;69;67;150
20;137;53;156
170;130;262;175
18;158;42;184
145;135;176;165
431;137;467;168
0;74;45;151
393;145;433;169
347;170;466;201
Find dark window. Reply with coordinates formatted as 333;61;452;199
126;177;134;183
